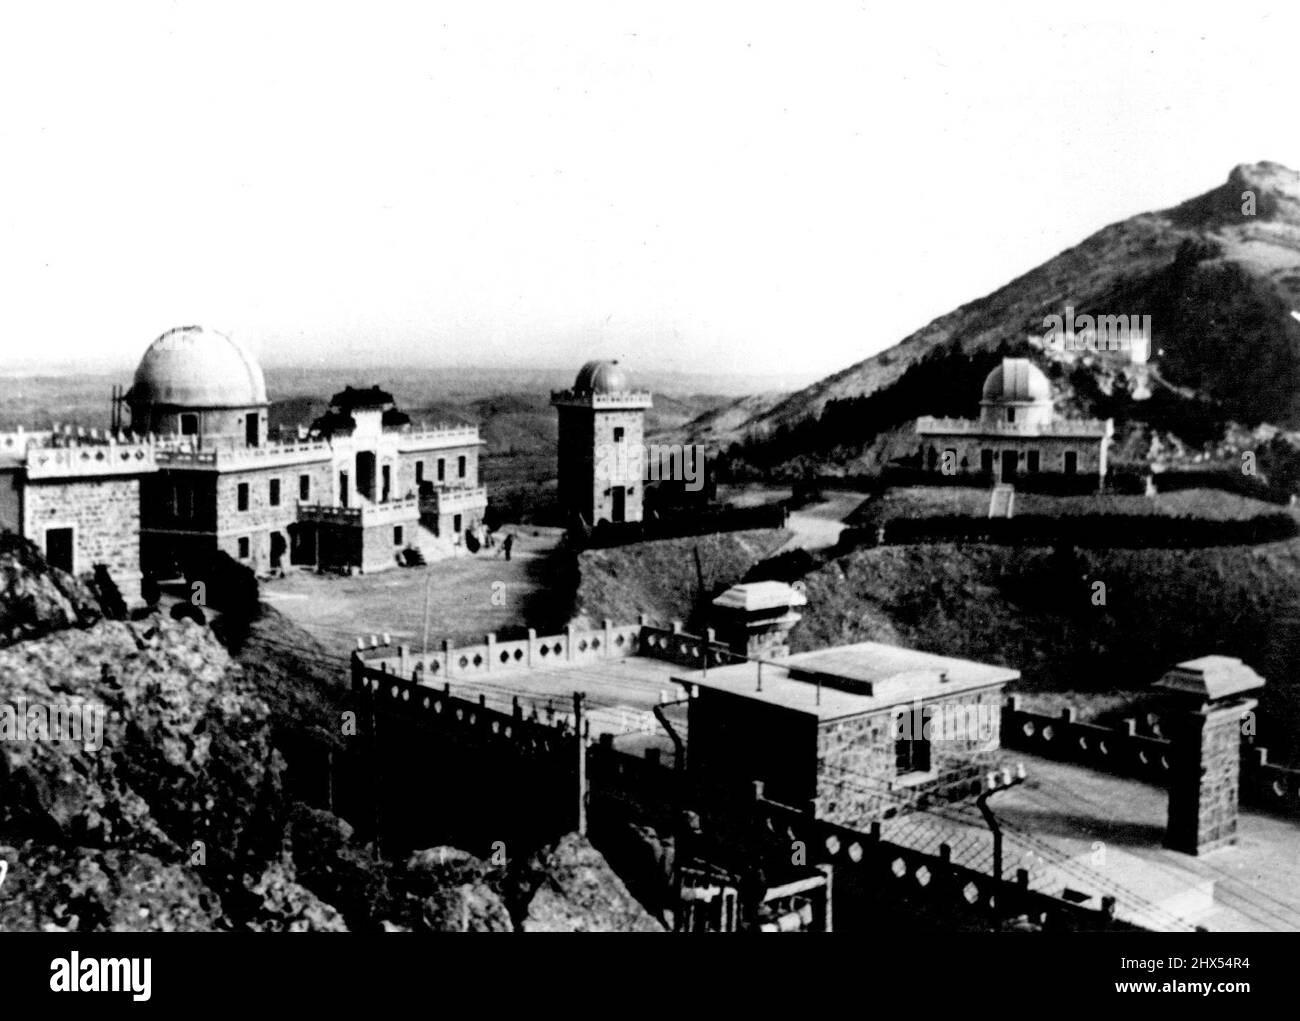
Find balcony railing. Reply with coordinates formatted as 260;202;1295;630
298;495;420;527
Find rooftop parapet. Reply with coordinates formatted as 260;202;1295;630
397;423;484;449
916;414;1113;438
154;438;332;470
550;389;654;410
25;437;157;479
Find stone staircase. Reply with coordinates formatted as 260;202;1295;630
409;522;460;563
988;483;1015;518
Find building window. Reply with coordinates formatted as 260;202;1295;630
613;427;624;443
457;455;466;479
237;483;249;511
895;707;932;775
437;458;445;482
415;460;424;485
453;513;462;534
45;527;74;573
269;478;281;507
394;526;404;546
1007;407;1016;423
981;449;994;474
180;413;199;436
1064;451;1078;475
1027;451;1040;473
238;537;250;560
299;474;310;502
246;413;259;447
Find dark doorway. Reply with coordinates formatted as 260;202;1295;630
270;531;287;571
381;464;391;503
981;449;994;474
45;527;73;573
1064;451;1078;475
611;486;626;523
339;471;350;508
356;452;376;501
1000;450;1018;481
246;413;259;447
895;707;932;775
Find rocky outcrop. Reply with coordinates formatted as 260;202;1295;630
396;847;514;932
0;532;101;647
517;833;664;932
0;615;303;930
0;542;667;932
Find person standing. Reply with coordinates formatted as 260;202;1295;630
503;532;514;562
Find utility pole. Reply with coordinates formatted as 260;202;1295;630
975;763;1026;931
574;692;587;836
420;566;434;669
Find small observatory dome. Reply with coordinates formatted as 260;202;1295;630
573;360;630;394
981;358;1052;405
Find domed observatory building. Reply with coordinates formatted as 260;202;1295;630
915;357;1112;486
132;325;486;580
125;326;269;449
551;360;653;527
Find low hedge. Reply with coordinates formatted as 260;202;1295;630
841;511;1299;550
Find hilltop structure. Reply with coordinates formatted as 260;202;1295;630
916;357;1113;484
0;326;487;605
551;360;653;527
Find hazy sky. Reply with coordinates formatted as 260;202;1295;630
2;0;1298;382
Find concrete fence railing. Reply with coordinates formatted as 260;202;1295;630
1001;696;1300;817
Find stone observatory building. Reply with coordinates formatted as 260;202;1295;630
915;357;1113;484
0;324;488;606
551;359;653;527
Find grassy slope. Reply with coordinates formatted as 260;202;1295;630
793;538;1300;761
574;528;791;633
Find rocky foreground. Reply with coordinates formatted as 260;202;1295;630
0;535;662;932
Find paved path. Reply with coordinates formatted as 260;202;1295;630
778;492;868;553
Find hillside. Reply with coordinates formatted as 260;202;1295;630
686;162;1300;454
573;528;791;633
791;538;1300;762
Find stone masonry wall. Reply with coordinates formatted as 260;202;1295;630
23;476;143;605
399;445;479;496
919;433;1106;480
815;687;1004;828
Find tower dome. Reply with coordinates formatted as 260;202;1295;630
981;358;1052;404
979;357;1054;428
573;360;630;394
131;326;268;408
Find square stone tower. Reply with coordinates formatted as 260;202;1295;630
551;361;652;528
1154;656;1264;856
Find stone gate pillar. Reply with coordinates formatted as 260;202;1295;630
1154;656;1264;856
